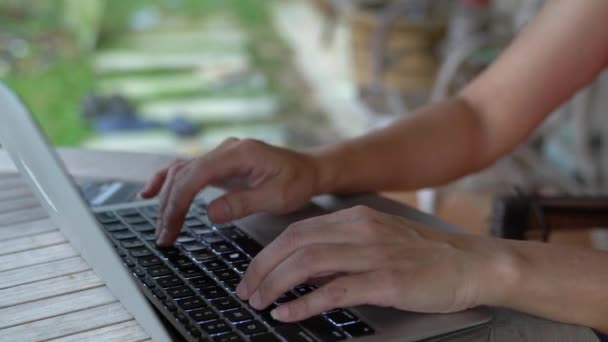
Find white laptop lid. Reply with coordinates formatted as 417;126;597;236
0;83;171;341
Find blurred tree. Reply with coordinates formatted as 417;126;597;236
63;0;105;52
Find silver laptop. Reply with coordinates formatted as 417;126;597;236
0;82;492;341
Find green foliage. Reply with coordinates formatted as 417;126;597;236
0;0;279;146
1;59;95;146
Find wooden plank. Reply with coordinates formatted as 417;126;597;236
0;302;132;341
0;231;65;256
0;287;116;329
0;243;78;272
0;186;32;202
0;218;56;241
48;320;148;342
0;206;48;226
0;177;26;191
0;256;90;289
0;270;102;308
0;196;39;214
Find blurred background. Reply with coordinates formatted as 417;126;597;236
3;0;608;246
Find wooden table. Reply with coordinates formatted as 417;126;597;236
0;149;598;342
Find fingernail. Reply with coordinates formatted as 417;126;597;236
213;199;231;221
236;280;248;299
271;305;289;321
249;291;261;308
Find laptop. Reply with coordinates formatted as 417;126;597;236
0;82;492;341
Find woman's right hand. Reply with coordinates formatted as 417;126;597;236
140;138;325;246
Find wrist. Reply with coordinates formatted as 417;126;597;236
472;238;525;308
306;146;342;195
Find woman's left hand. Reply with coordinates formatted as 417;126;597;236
236;205;517;322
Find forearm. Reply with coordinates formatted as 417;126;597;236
310;96;493;194
484;239;608;331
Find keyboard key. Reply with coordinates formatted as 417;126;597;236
140;231;157;241
116;208;139;217
275;326;316;342
189;276;215;289
190;226;214;235
171;256;194;268
131;223;155;232
200;319;231;335
213;269;240;282
191;249;216;261
129;247;152;258
137;255;162;268
257;305;282;327
232;261;250;273
122;257;136;268
176;233;195;243
182;241;206;252
274;292;297;305
222;252;248;263
167;286;194;299
201;286;228;300
156;276;183;288
203;259;227;271
124;215;148;225
224;308;253;323
222;228;247;241
178;265;206;278
104;222;128;232
164;299;177;311
201;233;225;244
134;267;145;277
143;276;156;288
250;333;281;342
210;242;235;253
190;307;218;323
325;310;358;325
301;316;347;341
233;238;263;257
210;297;239;311
148;265;173;278
112;230;135;240
294;285;315;296
120;238;144;249
158;247;180;258
213;332;244;342
342;321;374;337
236;320;267;336
95;212;118;224
177;297;206;310
152;288;166;299
223;279;240;292
186;323;202;338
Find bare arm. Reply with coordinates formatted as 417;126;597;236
314;0;608;194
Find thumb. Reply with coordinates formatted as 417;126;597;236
208;186;280;223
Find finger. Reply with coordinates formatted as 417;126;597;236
249;244;380;310
140;164;173;198
207;184;282;223
237;215;373;300
156;163;184;241
270;271;382;322
157;163;198;246
158;148;252;243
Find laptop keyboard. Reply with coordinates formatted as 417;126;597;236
95;200;375;342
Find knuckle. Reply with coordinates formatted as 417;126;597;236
323;282;348;306
296;246;322;267
378;270;401;299
282;224;303;249
238;138;265;154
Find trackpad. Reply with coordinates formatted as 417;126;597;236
234;202;328;247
